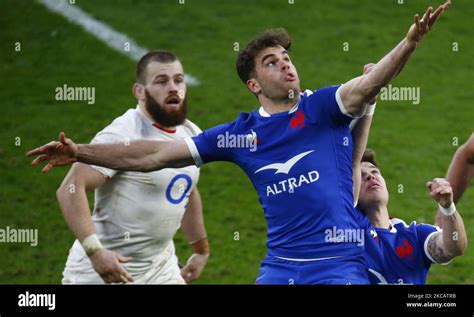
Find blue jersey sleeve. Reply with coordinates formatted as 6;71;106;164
303;85;356;127
416;223;442;267
186;122;235;166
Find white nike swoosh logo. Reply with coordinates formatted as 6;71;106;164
254;150;314;175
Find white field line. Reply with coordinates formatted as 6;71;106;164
38;0;200;86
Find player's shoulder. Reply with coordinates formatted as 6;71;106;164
211;111;257;133
390;217;440;237
237;109;258;122
94;107;142;140
390;217;411;229
388;217;416;237
298;85;341;119
390;217;421;233
301;85;341;99
300;89;315;98
231;110;262;133
180;119;203;137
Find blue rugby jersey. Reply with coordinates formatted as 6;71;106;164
356;209;443;284
185;85;364;259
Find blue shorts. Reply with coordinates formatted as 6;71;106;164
255;254;369;285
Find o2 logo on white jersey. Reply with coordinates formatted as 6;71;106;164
166;174;192;204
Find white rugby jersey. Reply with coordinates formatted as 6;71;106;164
69;105;201;274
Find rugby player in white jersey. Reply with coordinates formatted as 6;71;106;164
57;51;209;284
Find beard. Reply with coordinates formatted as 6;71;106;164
144;89;187;127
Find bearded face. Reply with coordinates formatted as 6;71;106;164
144;88;187;127
138;60;188;128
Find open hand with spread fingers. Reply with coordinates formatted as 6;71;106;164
406;1;451;46
26;132;78;173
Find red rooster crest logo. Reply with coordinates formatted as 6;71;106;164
290;110;305;129
396;240;414;260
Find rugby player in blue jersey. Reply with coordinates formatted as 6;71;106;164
351;50;467;287
27;1;451;284
356;149;467;284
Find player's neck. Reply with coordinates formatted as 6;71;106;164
365;204;391;229
259;96;300;115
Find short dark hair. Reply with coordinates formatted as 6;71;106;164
136;50;178;84
236;28;292;83
361;148;379;168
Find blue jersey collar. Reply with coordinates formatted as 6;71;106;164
258;102;299;117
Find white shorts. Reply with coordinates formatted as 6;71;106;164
62;241;185;285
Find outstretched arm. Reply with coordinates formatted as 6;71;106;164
340;1;451;116
426;178;468;263
26;132;195;173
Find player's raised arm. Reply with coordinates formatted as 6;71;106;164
351;63;376;203
26;132;195;173
426;178;468;263
339;1;451;116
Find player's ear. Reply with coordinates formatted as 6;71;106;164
246;78;261;95
133;83;146;102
